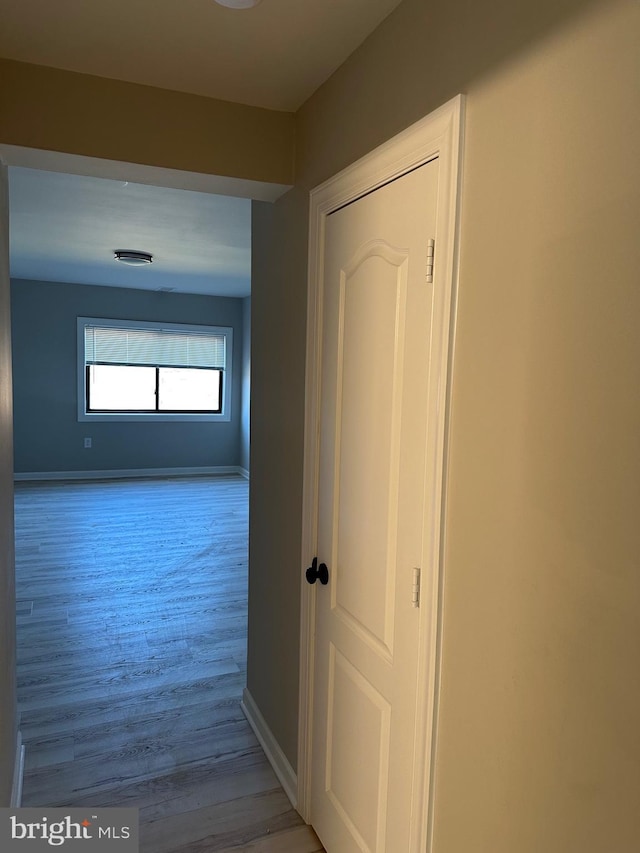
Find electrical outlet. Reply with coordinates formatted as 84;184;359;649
84;437;92;449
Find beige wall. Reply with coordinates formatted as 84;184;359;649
249;0;640;849
430;8;639;848
0;163;17;805
0;58;295;185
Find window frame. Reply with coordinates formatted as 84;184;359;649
77;317;233;423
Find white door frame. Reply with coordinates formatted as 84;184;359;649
298;94;465;851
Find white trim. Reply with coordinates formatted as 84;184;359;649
14;466;245;482
241;687;297;809
297;94;465;851
237;467;250;480
10;731;25;808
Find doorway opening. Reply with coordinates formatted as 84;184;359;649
6;150;319;850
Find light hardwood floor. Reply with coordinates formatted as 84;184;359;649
14;475;324;853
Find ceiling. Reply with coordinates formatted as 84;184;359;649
9;167;252;297
3;0;404;298
0;0;403;112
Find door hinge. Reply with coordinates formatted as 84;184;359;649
426;238;435;283
412;568;421;608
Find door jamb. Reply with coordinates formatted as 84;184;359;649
297;94;465;852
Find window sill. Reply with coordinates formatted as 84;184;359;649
78;412;231;423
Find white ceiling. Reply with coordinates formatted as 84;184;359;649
9;167;252;297
3;0;404;298
0;0;403;112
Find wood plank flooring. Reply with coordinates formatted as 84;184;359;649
14;475;324;853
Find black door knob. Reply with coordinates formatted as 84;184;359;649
306;557;329;585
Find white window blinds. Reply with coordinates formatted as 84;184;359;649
84;325;226;370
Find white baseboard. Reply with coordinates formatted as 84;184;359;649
10;731;25;808
14;466;245;482
241;687;297;810
238;467;250;480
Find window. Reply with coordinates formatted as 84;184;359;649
77;318;232;422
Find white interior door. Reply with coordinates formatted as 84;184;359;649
310;158;440;852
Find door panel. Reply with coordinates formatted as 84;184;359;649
334;245;408;658
326;645;392;851
311;159;440;852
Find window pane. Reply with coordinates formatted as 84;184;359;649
158;368;221;412
88;365;156;411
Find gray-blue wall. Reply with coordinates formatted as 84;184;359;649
11;278;245;474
